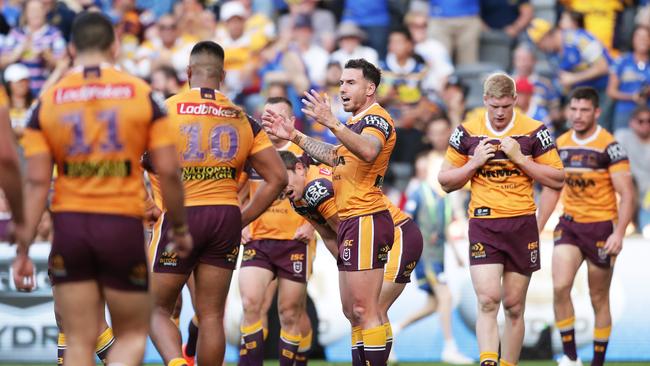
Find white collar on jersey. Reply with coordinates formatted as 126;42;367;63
571;125;601;145
69;62;117;73
351;102;379;120
484;111;516;136
190;87;225;96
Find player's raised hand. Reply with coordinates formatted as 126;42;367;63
469;138;496;169
12;251;35;292
604;231;623;256
261;108;295;141
301;89;337;129
501;136;526;165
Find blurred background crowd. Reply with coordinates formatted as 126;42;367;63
1;0;650;237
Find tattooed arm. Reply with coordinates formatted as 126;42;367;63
291;130;338;167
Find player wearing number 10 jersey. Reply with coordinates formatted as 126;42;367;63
148;41;287;366
20;12;191;366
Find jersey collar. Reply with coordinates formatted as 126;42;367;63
351;102;379;121
484;111;516;136
571;125;601;145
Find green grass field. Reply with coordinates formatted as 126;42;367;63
1;362;650;366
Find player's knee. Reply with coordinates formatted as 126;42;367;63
589;289;609;310
476;294;500;314
553;281;572;300
351;302;373;323
241;293;263;315
278;303;301;328
503;299;525;320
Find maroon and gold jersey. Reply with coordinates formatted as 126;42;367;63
445;112;563;218
333;103;396;219
556;126;630;222
22;64;174;217
164;88;272;207
247;142;308;241
292;164;408;228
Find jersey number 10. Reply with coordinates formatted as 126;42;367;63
181;123;239;162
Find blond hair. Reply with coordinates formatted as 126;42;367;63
483;73;516;98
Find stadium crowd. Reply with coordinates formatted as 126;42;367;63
1;0;649;234
0;1;649;366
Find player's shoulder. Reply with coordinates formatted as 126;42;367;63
595;127;619;149
458;108;484;135
514;113;547;135
556;130;573;147
307;164;333;182
304;169;335;207
363;103;395;126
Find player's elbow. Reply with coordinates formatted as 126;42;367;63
547;169;565;190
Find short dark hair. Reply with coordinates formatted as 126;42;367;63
632;105;650;118
569;86;599;108
190;41;225;63
390;27;413;43
266;96;293;109
279;150;300;171
344;58;381;88
71;12;115;52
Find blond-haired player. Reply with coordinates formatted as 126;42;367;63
439;73;564;366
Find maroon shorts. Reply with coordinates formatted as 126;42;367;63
0;218;9;241
337;210;394;272
468;214;540;275
240;239;309;283
554;216;614;268
384;218;423;283
49;212;147;291
150;205;241;274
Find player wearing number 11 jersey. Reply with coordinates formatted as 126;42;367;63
20;12;191;366
148;41;287;366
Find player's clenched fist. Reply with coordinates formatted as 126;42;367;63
469;138;496;169
500;136;526;165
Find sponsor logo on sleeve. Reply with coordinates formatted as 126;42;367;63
606;143;627;162
304;180;331;207
449;127;464;149
362;114;391;139
535;128;554;150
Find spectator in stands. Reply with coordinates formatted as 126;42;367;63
404;9;454;92
257;38;309;123
135;14;196;82
427;0;481;65
379;28;430;127
330;22;378;66
135;0;175;19
1;0;21;28
43;0;76;41
197;8;218;41
439;75;468;127
528;18;611;97
278;0;336;51
511;45;562;131
3;63;32;139
115;8;143;77
291;13;328;89
341;0;390;58
558;9;585;31
0;0;66;96
558;0;626;56
480;0;533;40
238;0;276;49
607;26;650;131
150;65;182;99
176;0;205;39
615;106;650;232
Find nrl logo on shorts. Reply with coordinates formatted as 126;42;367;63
530;249;538;264
292;261;303;274
342;248;351;262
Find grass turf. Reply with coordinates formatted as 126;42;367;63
1;362;650;366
